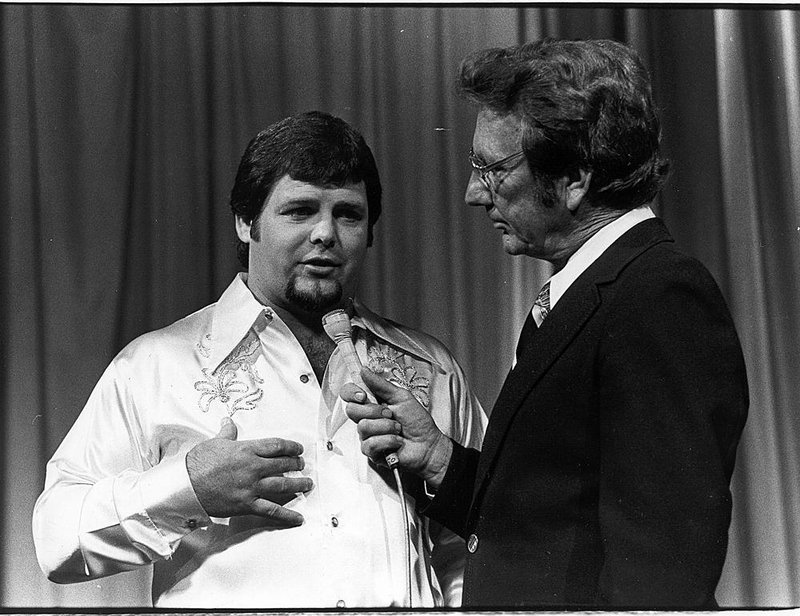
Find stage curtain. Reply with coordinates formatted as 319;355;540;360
1;4;797;608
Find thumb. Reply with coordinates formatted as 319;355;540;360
340;380;368;403
359;367;406;404
217;416;238;440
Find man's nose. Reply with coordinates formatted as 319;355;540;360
465;172;492;209
310;216;336;247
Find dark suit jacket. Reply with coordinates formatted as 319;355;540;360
424;218;748;608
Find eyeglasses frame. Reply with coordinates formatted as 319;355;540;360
469;148;527;194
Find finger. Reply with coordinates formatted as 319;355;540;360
258;475;314;497
250;499;305;527
359;368;411;404
339;381;368;403
217;416;238;440
251;438;304;458
356;418;402;439
256;455;306;475
361;434;404;461
345;401;391;423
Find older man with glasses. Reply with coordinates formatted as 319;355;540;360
344;38;748;609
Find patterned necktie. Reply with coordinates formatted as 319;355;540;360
514;280;551;364
533;280;551;326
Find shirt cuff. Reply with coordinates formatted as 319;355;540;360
418;439;478;538
113;454;211;559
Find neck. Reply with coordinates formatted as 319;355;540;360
244;277;346;334
272;303;325;334
242;279;342;384
548;207;626;272
274;304;338;385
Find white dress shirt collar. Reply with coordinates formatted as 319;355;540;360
548;206;656;310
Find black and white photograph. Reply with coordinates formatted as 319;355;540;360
1;2;798;610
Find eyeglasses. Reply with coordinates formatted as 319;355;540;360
469;148;527;194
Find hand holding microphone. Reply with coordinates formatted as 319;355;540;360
323;309;453;488
322;309;399;468
322;308;417;607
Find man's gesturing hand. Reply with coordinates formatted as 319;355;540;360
342;368;453;490
186;417;312;526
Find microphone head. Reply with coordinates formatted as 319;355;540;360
322;309;353;344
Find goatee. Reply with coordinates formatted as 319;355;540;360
285;274;343;316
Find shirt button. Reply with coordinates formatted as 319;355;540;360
326;440;334;451
331;516;339;527
336;600;346;608
300;374;310;383
467;533;479;553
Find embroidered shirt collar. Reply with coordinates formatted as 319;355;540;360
206;274;444;373
206;273;272;372
351;301;444;372
547;205;656;310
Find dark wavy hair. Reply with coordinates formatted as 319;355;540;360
458;38;670;210
230;111;383;269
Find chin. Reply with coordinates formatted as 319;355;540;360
285;276;344;314
502;236;530;256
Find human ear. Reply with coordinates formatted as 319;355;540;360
565;169;592;213
235;216;252;243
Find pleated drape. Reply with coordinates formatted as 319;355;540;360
1;5;798;608
709;10;800;604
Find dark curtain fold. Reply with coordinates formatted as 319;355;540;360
2;4;798;607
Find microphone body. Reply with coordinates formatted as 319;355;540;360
322;308;412;606
322;309;399;468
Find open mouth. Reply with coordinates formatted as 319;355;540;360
302;258;341;274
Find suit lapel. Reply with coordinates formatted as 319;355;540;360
474;281;601;486
472;218;674;497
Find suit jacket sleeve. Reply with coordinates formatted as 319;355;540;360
424;346;487;605
594;252;748;606
420;440;481;539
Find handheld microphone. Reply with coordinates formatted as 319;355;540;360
322;309;399;469
322;307;412;607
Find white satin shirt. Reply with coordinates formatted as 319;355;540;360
32;274;486;608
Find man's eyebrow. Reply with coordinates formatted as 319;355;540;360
281;198;319;207
281;197;366;209
333;199;367;209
